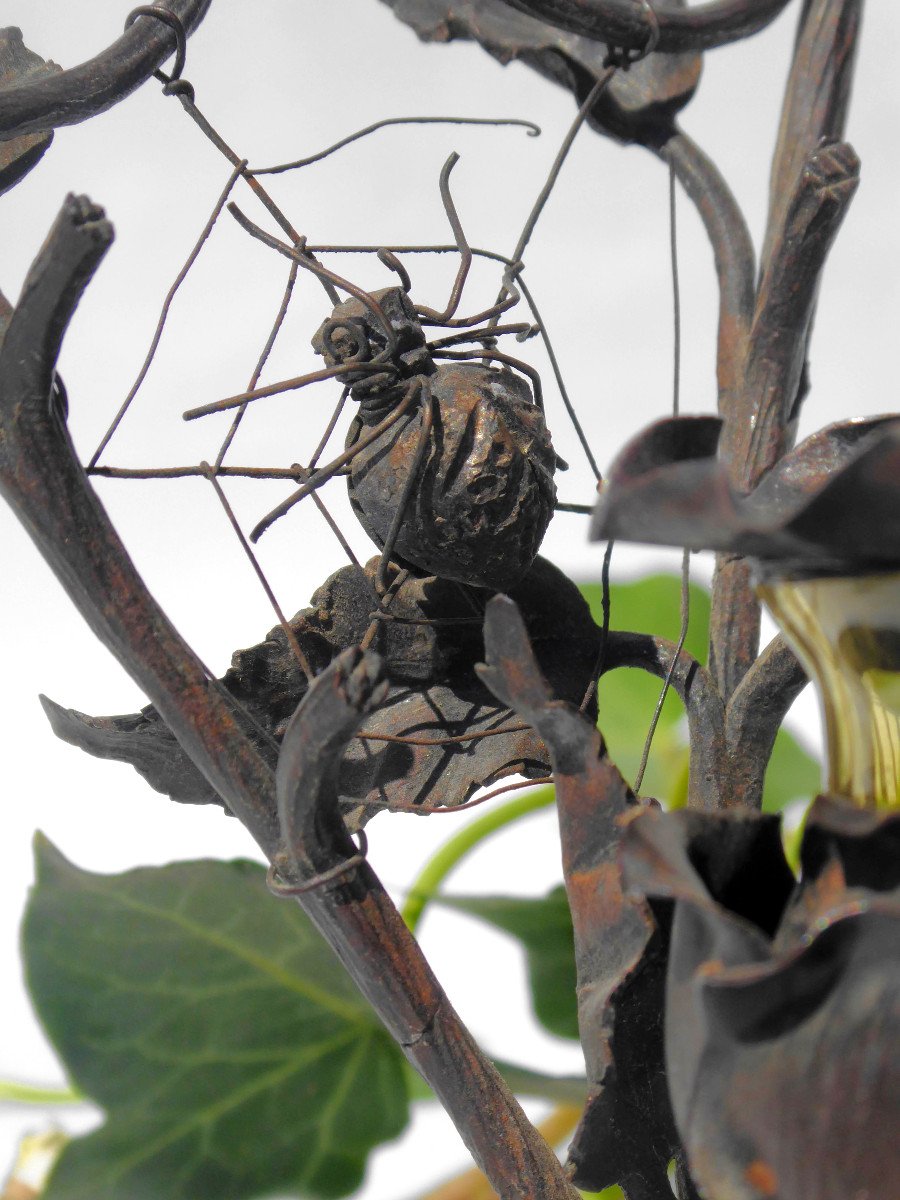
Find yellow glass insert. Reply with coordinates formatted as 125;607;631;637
759;572;900;810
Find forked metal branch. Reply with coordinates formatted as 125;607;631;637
0;194;579;1200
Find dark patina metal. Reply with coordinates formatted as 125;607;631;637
312;286;558;591
479;595;684;1199
0;1;210;139
43;555;601;826
592;413;900;573
622;798;900;1200
0;27;61;194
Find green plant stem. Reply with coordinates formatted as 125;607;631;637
401;786;555;934
0;1080;84;1105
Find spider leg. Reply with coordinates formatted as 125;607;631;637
249;379;422;542
426;322;538;350
228;202;398;358
182;362;388;421
429;263;525;329
432;347;544;411
377;248;412;293
417;153;472;326
374;380;434;594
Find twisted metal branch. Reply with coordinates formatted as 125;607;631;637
0;0;212;138
496;0;795;53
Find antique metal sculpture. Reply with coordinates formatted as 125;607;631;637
1;2;897;1199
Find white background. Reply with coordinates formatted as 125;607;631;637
1;2;898;1196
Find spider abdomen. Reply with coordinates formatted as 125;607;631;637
347;363;557;591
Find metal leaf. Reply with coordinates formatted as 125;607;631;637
382;0;701;147
43;555;601;829
592;413;900;571
0;27;61;196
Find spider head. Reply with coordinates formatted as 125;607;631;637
312;286;434;403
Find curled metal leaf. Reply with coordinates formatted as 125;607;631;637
591;414;900;571
0;27;61;196
479;595;681;1197
383;0;701;147
622;798;900;1200
44;556;601;829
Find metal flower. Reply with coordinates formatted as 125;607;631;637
621;797;900;1200
591;413;900;572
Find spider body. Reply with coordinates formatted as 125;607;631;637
312;286;557;591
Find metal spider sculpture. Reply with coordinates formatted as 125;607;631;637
182;154;563;596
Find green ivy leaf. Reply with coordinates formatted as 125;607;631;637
579;576;820;811
763;727;821;813
23;837;409;1200
439;887;579;1040
580;576;711;801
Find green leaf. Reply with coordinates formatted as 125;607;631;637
580;576;710;802
579;574;711;666
24;837;409;1200
439;887;579;1040
762;727;821;813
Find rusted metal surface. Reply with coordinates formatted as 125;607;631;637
382;0;701;147
479;596;683;1198
273;645;582;1200
345;363;557;590
724;634;807;810
0;28;61;194
761;0;863;273
43;555;602;826
309;284;558;590
592;413;900;572
709;0;863;700
0;192;581;1200
622;798;900;1200
0;1;211;139
725;140;860;489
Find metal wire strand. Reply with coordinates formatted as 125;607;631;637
416;153;473;325
377;248;412;293
367;775;554;815
356;722;529;748
488;68;616;329
250;116;540;175
580;539;614;712
375;382;434;595
517;274;603;481
249;381;421;542
267;831;368;896
87;159;246;469
124;6;188;85
227;203;398;357
633;548;690;793
183;362;391;422
201;463;314;682
633;155;688;793
603;0;661;68
216;258;300;468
